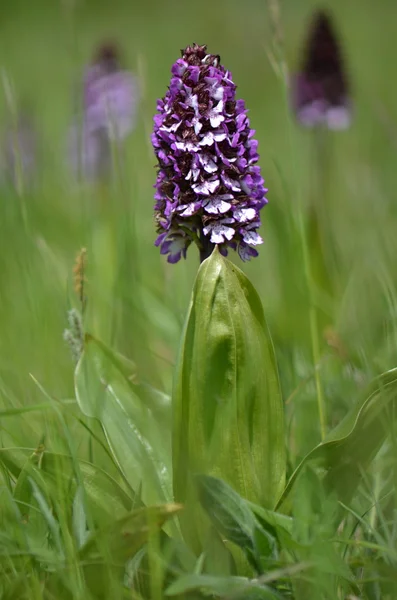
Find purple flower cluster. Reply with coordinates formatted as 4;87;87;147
292;11;351;130
68;43;139;180
152;44;267;263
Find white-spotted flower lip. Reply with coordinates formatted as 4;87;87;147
199;129;227;147
233;207;256;222
203;218;235;244
192;178;220;195
203;194;233;214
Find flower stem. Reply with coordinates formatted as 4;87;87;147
298;209;327;440
272;10;327;440
199;245;214;263
198;234;215;264
310;303;327;439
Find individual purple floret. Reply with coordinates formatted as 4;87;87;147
68;42;139;181
292;11;351;130
152;43;267;263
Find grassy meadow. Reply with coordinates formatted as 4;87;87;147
1;0;397;597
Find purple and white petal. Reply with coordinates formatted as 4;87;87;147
185;165;200;181
203;194;233;214
198;153;218;173
174;140;199;152
238;244;259;261
242;230;263;245
233;207;256;222
222;173;241;192
171;59;188;77
160;120;182;133
207;100;225;128
178;202;200;216
203;220;235;244
192;178;220;195
199;131;215;146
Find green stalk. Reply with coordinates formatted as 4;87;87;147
274;47;328;439
297;208;327;439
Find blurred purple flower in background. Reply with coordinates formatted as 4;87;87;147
292;11;351;130
68;42;139;181
152;43;267;264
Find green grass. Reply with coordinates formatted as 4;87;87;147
1;0;397;597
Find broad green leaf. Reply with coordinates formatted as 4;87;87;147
173;249;285;523
75;335;172;507
197;474;260;550
276;368;397;511
86;335;171;419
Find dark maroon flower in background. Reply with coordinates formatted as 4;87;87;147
68;41;139;180
152;43;267;263
292;11;351;129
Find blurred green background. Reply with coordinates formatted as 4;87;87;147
1;0;397;456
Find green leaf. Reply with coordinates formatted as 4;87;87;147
79;503;182;562
276;367;397;510
166;573;282;598
197;474;259;549
13;443;45;514
0;447;36;478
43;451;134;521
75;335;172;507
173;249;285;520
0;448;134;524
0;402;74;417
29;479;63;554
247;502;293;536
12;443;49;547
72;485;89;548
80;503;182;598
197;475;278;574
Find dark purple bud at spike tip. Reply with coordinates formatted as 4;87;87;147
152;43;268;264
292;11;351;130
92;42;121;74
